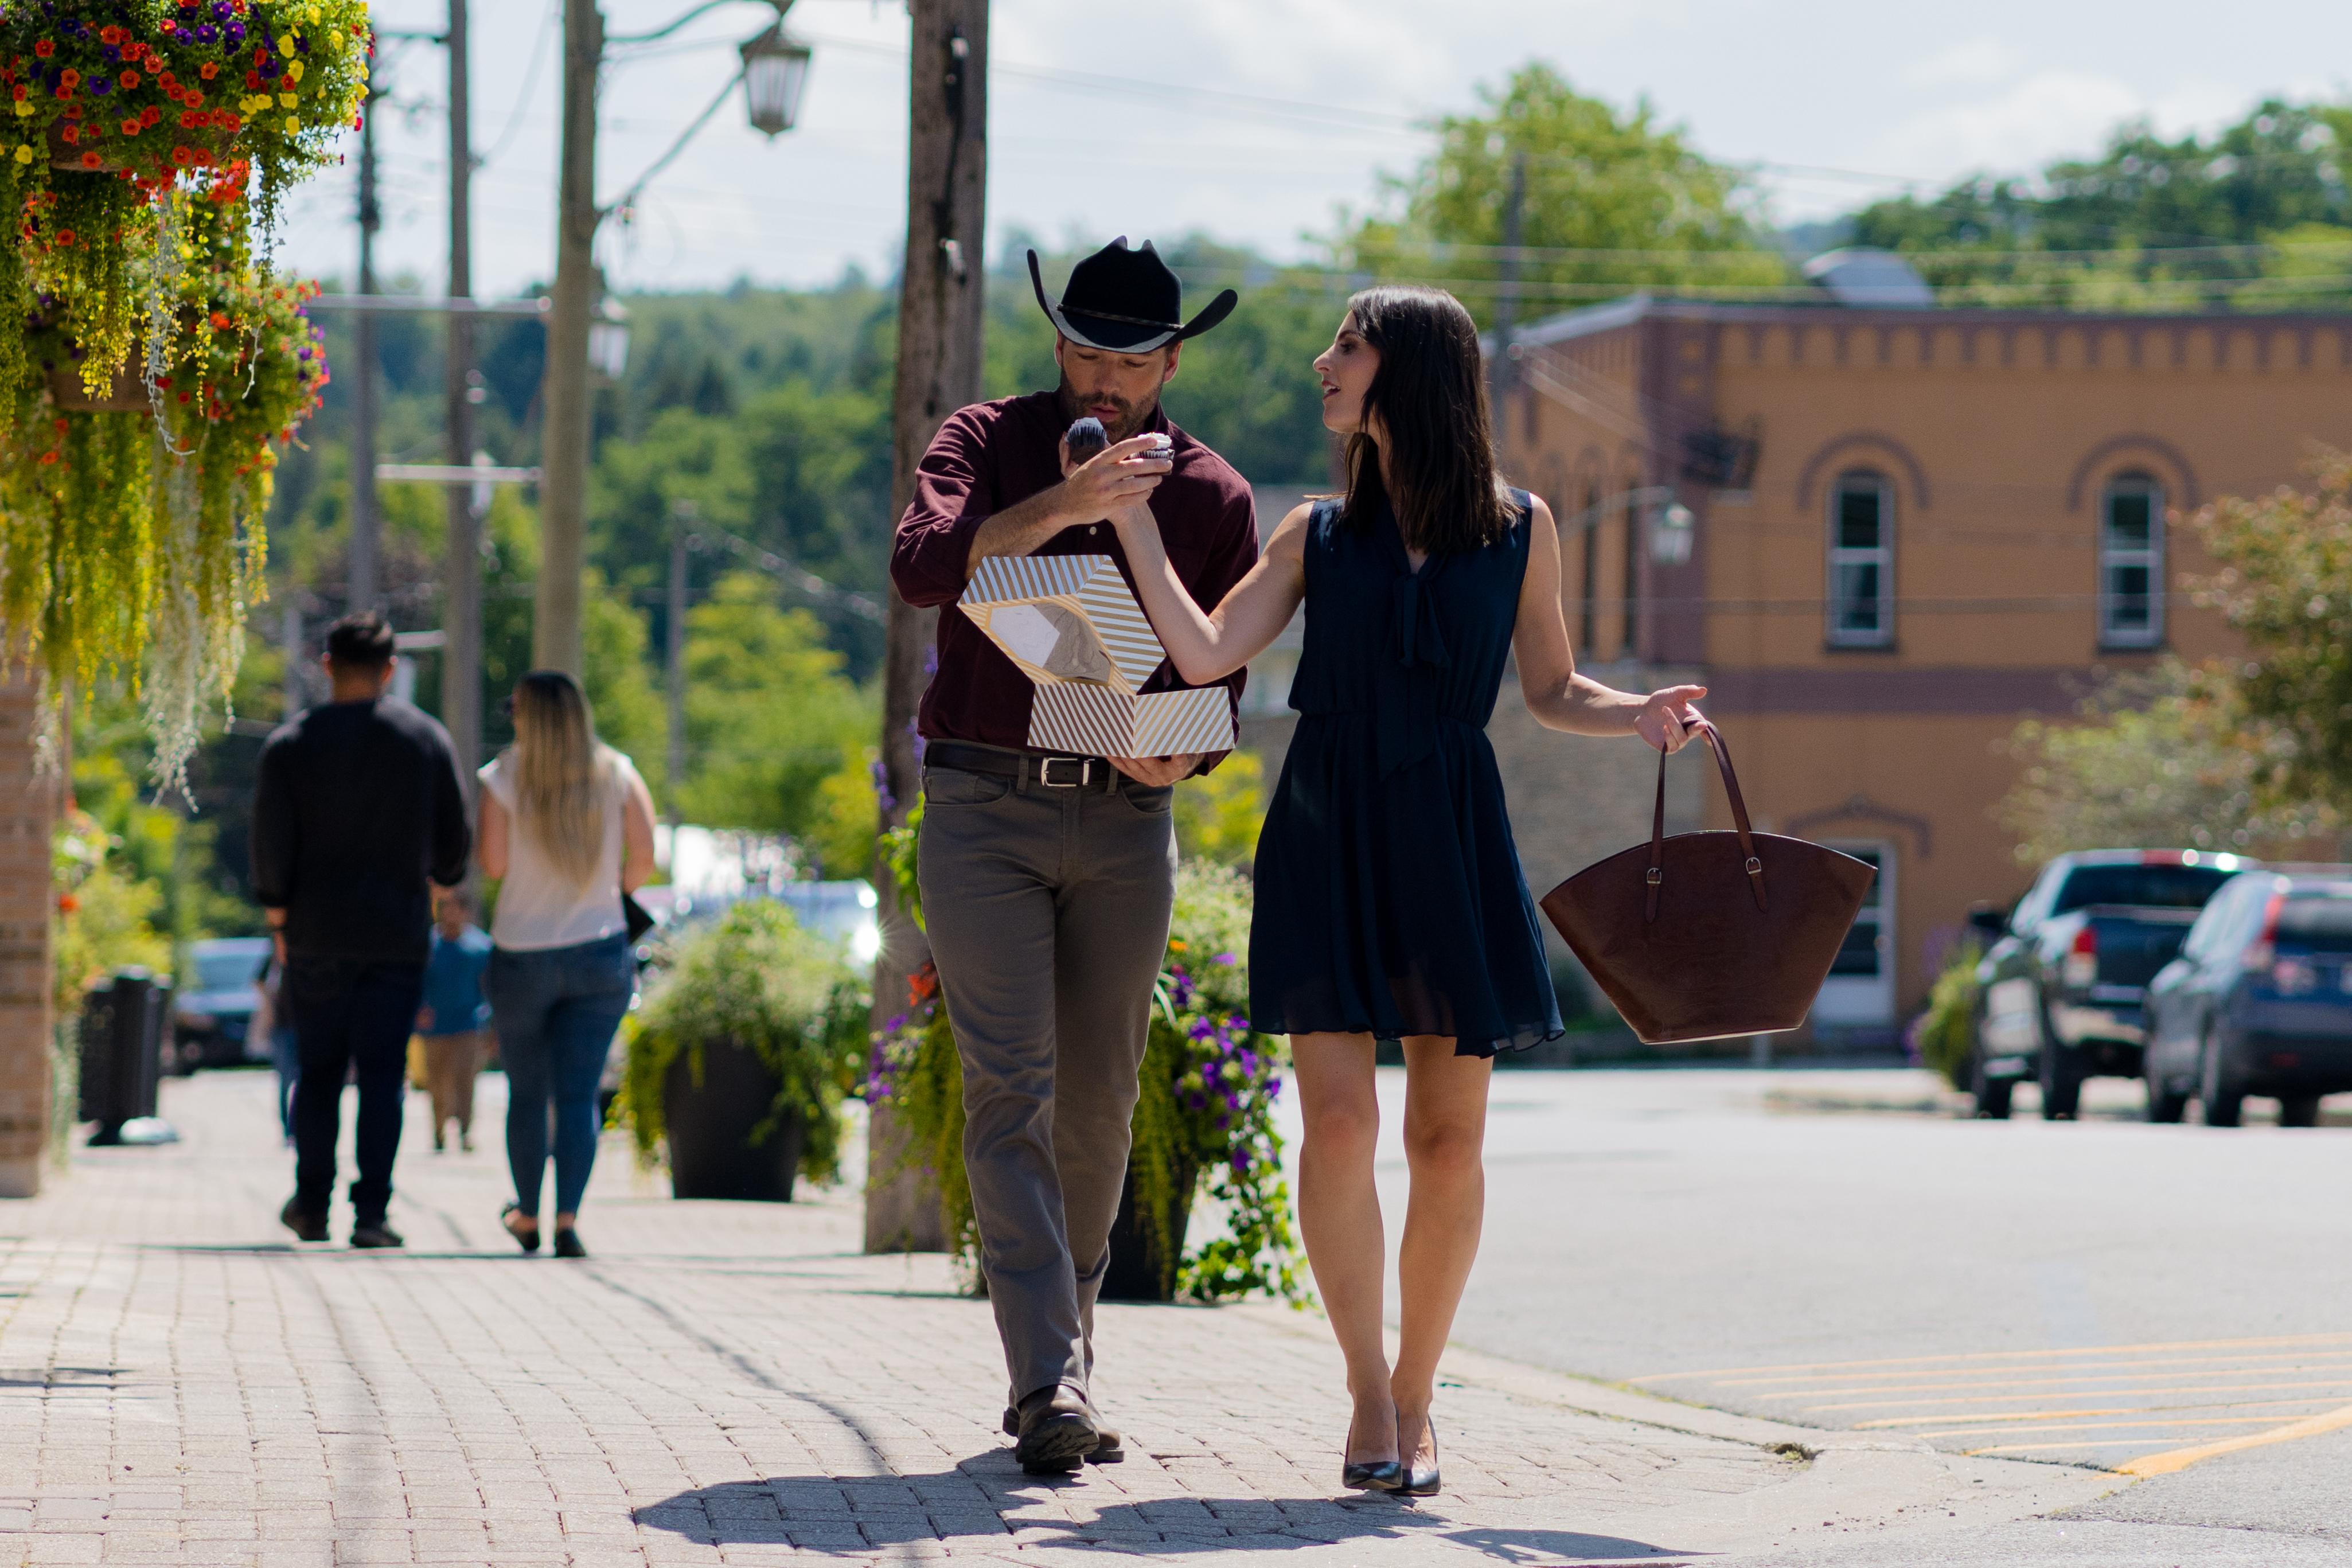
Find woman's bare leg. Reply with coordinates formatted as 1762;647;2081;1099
1391;1036;1492;1468
1290;1031;1395;1465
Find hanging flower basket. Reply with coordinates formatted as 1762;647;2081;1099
0;192;329;783
0;1;371;403
0;1;361;767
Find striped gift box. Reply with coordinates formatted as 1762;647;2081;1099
960;555;1166;695
1028;684;1235;758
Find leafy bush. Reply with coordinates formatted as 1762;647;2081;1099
1912;941;1983;1090
615;899;868;1184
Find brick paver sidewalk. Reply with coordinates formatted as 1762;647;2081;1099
1;1072;2097;1567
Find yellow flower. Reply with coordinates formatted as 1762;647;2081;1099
11;101;29;118
286;60;304;83
283;115;299;134
307;3;322;19
279;35;297;57
11;144;30;165
279;93;298;108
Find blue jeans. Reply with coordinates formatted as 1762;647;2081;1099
286;958;427;1225
486;935;634;1219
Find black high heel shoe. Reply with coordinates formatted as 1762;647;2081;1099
1341;1418;1402;1492
1399;1418;1441;1499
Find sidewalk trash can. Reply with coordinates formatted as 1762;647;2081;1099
79;969;180;1147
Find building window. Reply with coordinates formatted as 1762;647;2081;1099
1826;470;1894;649
2099;473;2165;649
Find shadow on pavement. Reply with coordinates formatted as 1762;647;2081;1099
636;1472;1698;1560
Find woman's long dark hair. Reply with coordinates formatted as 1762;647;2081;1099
1340;285;1514;555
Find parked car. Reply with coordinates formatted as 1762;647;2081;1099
1967;851;2248;1120
2144;868;2352;1127
170;937;274;1071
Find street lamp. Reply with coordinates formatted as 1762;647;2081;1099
741;21;813;136
1650;501;1696;566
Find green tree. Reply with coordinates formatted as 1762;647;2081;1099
2191;450;2352;811
1847;99;2352;310
1996;660;2335;865
1337;61;1789;325
677;572;877;841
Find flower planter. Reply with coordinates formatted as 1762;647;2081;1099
46;358;147;412
1100;1155;1200;1302
660;1035;806;1202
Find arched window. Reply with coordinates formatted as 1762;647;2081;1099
2099;472;2166;649
1826;470;1894;649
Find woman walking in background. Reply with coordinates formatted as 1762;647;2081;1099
1109;286;1703;1496
478;672;657;1259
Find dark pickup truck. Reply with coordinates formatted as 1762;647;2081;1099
1967;850;2249;1119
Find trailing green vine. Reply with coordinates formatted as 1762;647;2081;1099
869;808;1304;1303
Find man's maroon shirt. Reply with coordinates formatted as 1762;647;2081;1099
890;390;1258;770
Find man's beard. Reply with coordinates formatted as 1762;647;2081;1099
1056;376;1155;442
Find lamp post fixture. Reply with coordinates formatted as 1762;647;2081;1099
538;0;813;677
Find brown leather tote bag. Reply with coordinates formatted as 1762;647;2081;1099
1539;720;1877;1045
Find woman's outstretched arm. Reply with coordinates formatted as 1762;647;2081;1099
1113;501;1310;685
1512;494;1707;748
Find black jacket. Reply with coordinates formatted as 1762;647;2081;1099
251;699;471;963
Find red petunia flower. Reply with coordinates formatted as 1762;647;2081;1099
79;151;99;168
199;62;218;80
33;40;53;58
170;145;192;166
119;69;139;89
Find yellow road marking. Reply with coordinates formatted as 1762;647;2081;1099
1690;1350;2352;1390
1636;1331;2352;1383
1917;1417;2299;1440
1853;1398;2350;1429
2119;1403;2352;1477
1803;1377;2352;1410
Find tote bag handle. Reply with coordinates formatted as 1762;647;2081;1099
1645;717;1768;922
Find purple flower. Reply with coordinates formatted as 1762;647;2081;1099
194;22;216;40
1213;953;1237;965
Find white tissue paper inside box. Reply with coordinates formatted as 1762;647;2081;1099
959;554;1238;757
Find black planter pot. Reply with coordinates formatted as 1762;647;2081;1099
1099;1159;1199;1302
661;1038;805;1202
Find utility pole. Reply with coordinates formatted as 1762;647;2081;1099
349;84;384;614
1488;148;1527;444
867;0;988;1255
536;0;603;678
442;0;482;793
665;501;697;828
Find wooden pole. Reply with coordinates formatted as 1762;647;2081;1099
536;0;602;679
866;0;987;1255
442;0;482;797
350;88;384;613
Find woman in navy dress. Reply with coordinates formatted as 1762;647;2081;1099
1110;286;1704;1495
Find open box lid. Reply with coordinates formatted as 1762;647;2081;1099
959;555;1167;693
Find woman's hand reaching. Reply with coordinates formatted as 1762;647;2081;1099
1633;685;1709;753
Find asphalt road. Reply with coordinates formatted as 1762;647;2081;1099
1308;1066;2352;1562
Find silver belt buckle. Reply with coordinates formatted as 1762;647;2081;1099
1039;756;1093;789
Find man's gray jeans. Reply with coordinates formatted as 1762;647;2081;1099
916;760;1177;1405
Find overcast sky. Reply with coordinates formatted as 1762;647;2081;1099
276;0;2351;301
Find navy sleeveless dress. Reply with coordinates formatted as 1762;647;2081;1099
1250;490;1563;1058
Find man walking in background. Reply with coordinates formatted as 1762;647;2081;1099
253;613;471;1249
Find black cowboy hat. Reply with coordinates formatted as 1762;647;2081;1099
1028;237;1238;353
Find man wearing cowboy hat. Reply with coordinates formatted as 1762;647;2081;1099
891;237;1258;1474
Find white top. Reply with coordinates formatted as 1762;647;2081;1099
479;750;641;952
